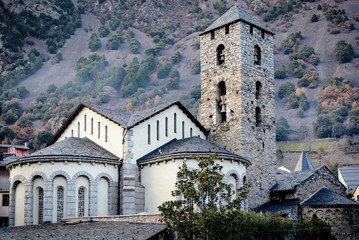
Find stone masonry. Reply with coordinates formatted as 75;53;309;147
200;20;276;208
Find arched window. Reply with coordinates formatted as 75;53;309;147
256;81;262;99
57;187;64;223
38;188;44;224
217;81;227;123
78;187;85;217
254;45;261;65
216;44;225;65
255;107;261;127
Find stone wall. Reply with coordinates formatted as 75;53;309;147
301;205;359;240
200;21;276;208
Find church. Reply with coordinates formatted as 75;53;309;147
7;2;274;226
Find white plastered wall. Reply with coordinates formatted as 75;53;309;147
33;177;44;224
56;107;125;158
14;183;25;226
140;159;247;213
131;105;206;163
97;178;109;216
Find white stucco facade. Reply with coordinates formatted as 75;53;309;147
140;158;247;213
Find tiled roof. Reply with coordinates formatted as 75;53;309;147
30;137;118;160
202;2;272;35
0;144;29;150
0;155;18;167
0;221;167;240
137;137;249;164
301;187;359;207
294;150;314;172
338;167;359;191
271;168;316;192
253;199;299;217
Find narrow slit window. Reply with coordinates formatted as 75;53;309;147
78;122;80;138
38;188;44;224
211;31;215;40
217;81;227;123
174;113;177;133
225;25;229;34
256;81;262;99
250;25;253;35
91;118;93;135
255;107;261;127
217;44;225;65
254;45;261;65
156;120;160;141
98;122;100;139
84;115;87;131
57;187;64;223
148;124;151;145
105;126;108;142
165;117;168;137
71;130;73;137
262;31;265;39
182;121;185;139
190;128;193;137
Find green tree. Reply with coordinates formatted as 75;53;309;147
278;82;295;99
274;65;287;79
336;40;354;63
89;33;101;52
130;38;141;54
98;24;110;37
311;14;319;22
166;70;180;90
159;153;293;240
170;51;182;64
36;131;54;149
313;114;332;138
213;1;227;15
157;62;171;79
298;215;336;240
191;60;201;74
276;117;290;141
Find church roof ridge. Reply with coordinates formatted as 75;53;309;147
201;1;273;36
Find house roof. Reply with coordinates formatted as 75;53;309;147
8;138;119;167
0;155;18;167
47;101;208;146
201;1;273;36
253;199;300;219
271;168;315;192
137;137;250;165
0;221;167;240
294;150;314;172
301;187;359;207
338;167;359;191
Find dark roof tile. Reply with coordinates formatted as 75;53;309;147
301;187;359;206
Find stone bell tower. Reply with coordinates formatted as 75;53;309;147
199;2;276;208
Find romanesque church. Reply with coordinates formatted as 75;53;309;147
5;2;359;238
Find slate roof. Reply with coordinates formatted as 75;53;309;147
201;1;273;35
0;144;29;150
137;137;250;164
47;101;208;146
253;199;299;217
294;150;314;172
0;155;18;167
271;168;316;192
0;221;167;240
301;187;359;207
15;138;119;163
338;167;359;191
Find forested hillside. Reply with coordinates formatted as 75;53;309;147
0;0;358;159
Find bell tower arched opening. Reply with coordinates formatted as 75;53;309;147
254;45;261;65
256;81;262;99
217;81;227;123
217;44;225;65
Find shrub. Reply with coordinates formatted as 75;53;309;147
129;38;141;54
170;51;182;64
298;215;336;239
98;25;110;38
0;127;15;142
107;33;123;50
166;70;180;90
191;60;201;74
2;111;18;124
336;40;354;63
36;131;53;148
314;114;332;138
278;82;295;98
89;33;101;52
213;1;227;15
274;66;286;79
96;93;111;104
157;62;171;79
276;117;290;141
311;14;319;22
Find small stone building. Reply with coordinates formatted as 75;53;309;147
301;187;359;240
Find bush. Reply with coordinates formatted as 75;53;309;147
98;25;110;38
166;70;180;90
0;127;15;142
170;51;182;64
157;62;172;79
278;82;295;98
36;131;53;148
288;60;305;78
3;111;18;124
311;14;319;22
213;1;227;15
314;114;332;138
96;93;111;104
276;117;290;141
191;60;201;74
298;215;336;240
129;38;141;54
107;33;123;50
336;40;354;63
89;33;101;52
274;66;286;79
